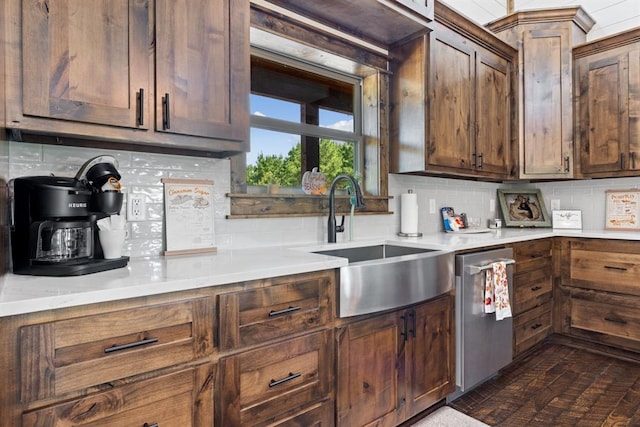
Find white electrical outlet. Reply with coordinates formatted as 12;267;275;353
429;199;436;214
490;199;496;213
127;194;146;221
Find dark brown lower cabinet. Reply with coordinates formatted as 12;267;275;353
218;330;334;426
336;294;455;426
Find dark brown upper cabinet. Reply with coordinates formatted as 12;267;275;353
573;28;640;178
5;0;249;156
390;1;517;180
487;7;595;180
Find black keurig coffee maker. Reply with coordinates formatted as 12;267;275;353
10;155;129;276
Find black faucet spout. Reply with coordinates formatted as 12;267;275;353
328;174;365;243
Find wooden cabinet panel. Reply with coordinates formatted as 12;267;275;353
513;300;552;355
571;298;640;343
21;0;150;129
218;271;332;350
475;49;511;175
390;2;516;180
23;364;214;427
574;29;640;177
514;267;552;314
20;297;214;402
219;330;333;427
429;31;474;174
521;28;572;176
570;248;640;295
155;0;248;142
406;295;455;417
336;294;454;426
336;310;402;427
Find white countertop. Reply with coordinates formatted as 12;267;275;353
2;228;639;317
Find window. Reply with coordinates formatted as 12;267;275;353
247;53;361;193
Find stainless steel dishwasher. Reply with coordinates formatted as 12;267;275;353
448;247;515;401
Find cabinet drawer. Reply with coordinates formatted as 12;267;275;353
218;271;332;350
513;267;552;314
219;330;333;426
513;239;552;273
571;298;640;343
23;365;214;427
514;301;552;355
20;297;214;403
570;249;640;295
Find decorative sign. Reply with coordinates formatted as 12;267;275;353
162;178;216;256
552;210;582;229
605;189;640;230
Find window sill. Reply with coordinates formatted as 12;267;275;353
226;193;392;219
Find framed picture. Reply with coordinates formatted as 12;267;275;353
605;189;640;230
552;210;582;229
497;189;551;228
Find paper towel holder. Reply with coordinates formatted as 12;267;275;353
398;189;423;238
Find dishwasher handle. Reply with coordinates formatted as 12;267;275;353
466;258;515;275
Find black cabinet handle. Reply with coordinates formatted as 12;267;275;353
632;152;638;169
136;88;144;126
269;372;301;388
268;306;301;317
564;156;570;172
104;337;158;354
143;423;158;427
400;314;409;341
604;317;628;325
162;93;170;130
409;309;417;338
531;323;543;330
472;152;477;168
477;153;483;169
604;265;628;271
621;153;626;169
531;286;542;291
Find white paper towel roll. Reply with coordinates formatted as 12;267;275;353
400;191;419;234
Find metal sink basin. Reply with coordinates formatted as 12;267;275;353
313;244;454;317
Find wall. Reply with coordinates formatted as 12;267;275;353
4;140;640;261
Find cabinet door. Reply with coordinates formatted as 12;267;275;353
577;52;631;175
406;295;455;417
521;28;573;178
23;365;215;427
22;0;150;128
155;0;249;143
475;48;511;177
336;311;404;427
429;29;475;174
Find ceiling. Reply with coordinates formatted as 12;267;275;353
440;0;640;40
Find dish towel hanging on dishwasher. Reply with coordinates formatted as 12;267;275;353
484;261;512;321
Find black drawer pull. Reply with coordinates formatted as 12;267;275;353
269;372;301;388
604;317;628;325
143;423;158;427
268;306;301;317
531;286;542;291
136;88;144;126
162;93;170;129
531;323;543;330
604;265;628;271
104;337;158;354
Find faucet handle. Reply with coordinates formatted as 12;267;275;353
336;215;345;233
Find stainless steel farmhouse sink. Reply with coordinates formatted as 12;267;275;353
313;244;454;317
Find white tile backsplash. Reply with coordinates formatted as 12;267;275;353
2;138;640;258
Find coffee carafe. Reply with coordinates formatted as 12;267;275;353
10;155;129;276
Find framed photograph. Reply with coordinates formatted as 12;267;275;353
497;189;551;228
605;189;640;230
552;210;582;229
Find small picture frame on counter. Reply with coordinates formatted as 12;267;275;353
552;210;582;229
497;189;551;228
